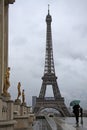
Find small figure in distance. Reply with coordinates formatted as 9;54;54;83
22;89;25;103
80;107;83;125
17;82;21;99
73;104;80;126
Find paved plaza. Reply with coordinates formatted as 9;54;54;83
33;117;87;130
56;117;87;130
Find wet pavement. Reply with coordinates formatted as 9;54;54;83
54;117;87;130
33;117;87;130
33;119;51;130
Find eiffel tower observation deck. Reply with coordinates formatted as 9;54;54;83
33;5;70;116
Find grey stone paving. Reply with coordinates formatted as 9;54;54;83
55;117;87;130
33;117;87;130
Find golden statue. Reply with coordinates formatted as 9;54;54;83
22;89;25;103
3;67;10;96
17;82;21;99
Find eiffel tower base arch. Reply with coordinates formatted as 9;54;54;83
33;97;71;117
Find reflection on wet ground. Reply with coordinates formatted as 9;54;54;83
33;117;87;130
33;119;51;130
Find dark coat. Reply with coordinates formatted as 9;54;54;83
73;104;80;116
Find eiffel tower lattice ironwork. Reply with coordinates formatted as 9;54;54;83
33;6;70;116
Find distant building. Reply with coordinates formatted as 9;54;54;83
83;109;87;117
32;96;37;111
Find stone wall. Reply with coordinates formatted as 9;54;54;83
0;97;34;130
0;98;16;130
13;102;34;130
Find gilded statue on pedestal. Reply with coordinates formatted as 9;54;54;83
3;67;10;96
17;82;21;99
22;89;25;103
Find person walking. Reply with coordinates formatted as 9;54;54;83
73;104;80;126
80;107;83;125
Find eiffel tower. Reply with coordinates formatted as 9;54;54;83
33;5;70;116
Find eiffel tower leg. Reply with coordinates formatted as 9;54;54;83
52;82;61;99
39;82;46;98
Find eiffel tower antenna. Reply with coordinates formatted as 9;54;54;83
48;4;50;14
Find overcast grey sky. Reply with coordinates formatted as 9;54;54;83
9;0;87;109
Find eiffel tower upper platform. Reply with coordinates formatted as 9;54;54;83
33;5;70;116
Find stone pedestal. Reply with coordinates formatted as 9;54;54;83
13;105;21;116
21;102;26;106
7;100;14;120
13;99;21;116
14;99;21;105
20;103;27;116
1;94;11;101
26;106;31;114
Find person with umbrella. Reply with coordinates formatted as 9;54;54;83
73;104;80;125
70;100;80;126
